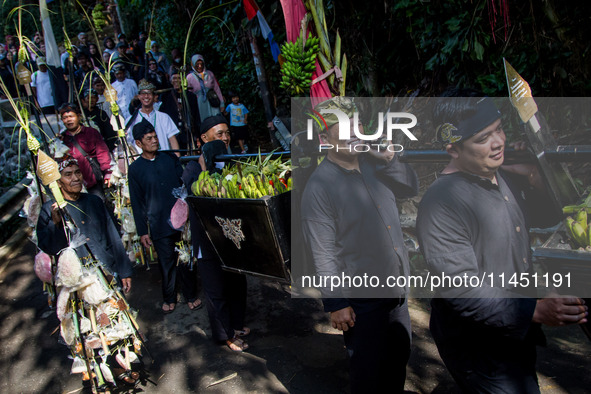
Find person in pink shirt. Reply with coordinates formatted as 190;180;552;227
186;54;224;120
58;103;113;201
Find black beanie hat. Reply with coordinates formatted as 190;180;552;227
133;118;155;141
199;114;228;136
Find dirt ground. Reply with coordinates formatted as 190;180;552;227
1;225;590;394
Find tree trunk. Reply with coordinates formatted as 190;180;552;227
247;30;276;142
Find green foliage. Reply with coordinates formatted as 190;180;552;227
1;0;90;46
331;0;591;97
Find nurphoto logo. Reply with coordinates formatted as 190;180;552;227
306;108;418;153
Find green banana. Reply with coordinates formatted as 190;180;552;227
575;209;588;230
566;216;588;247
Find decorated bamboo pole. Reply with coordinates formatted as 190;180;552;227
503;58;580;213
70;296;98;392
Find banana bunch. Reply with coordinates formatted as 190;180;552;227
191;171;292;199
92;4;108;33
279;33;320;96
563;193;591;250
192;171;223;198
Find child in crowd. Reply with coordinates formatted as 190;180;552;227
225;92;249;153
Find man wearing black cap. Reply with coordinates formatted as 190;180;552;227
128;119;200;313
198;113;232;167
416;89;588;393
182;115;249;351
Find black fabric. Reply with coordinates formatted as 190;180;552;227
416;169;556;392
182;160;215;256
436;97;501;144
201;140;228;174
199;256;247;341
0;66;18;97
146;70;169;91
206;89;221;107
230;125;249;141
159;89;201;151
301;154;419;313
199;114;228;135
36;193;133;279
132;117;155;141
86;106;118;151
343;300;411;394
430;298;541;394
152;233;197;304
128;152;183;240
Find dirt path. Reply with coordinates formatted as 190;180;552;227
1;225;590;393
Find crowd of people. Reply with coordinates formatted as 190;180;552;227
2;27;258;391
0;30;251;154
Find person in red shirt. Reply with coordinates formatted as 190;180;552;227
58;103;113;201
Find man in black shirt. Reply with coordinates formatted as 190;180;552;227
301;97;419;393
159;71;200;152
416;91;588;393
73;52;93;89
36;157;132;292
182;115;249;352
128;118;200;313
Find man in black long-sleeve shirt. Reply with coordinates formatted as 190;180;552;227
159;71;201;152
301;97;419;393
37;157;132;292
128;118;200;313
416;91;588;393
182;115;249;352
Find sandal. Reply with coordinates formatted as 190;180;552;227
234;327;251;337
113;366;139;385
188;299;203;310
226;336;249;352
162;303;176;314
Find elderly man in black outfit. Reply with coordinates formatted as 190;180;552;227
182;115;249;352
128;118;201;313
300;97;419;393
36;157;132;293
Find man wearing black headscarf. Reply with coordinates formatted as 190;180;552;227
37;157;132;292
128;119;200;313
417;90;587;393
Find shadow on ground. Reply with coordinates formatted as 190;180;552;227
1;229;590;393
